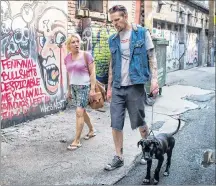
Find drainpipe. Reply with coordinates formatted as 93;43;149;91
207;0;215;67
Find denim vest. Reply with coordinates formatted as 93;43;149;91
108;24;151;88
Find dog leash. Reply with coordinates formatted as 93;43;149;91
148;104;156;137
148;90;157;138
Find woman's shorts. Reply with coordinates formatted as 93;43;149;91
70;84;90;108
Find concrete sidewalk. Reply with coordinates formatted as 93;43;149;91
1;67;215;185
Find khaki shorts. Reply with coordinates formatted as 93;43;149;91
110;84;146;131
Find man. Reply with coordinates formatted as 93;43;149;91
104;5;159;171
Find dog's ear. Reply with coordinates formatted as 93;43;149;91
137;140;143;148
137;141;141;148
154;140;160;146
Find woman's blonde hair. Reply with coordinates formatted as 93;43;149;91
66;33;82;52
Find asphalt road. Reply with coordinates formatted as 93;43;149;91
115;68;215;185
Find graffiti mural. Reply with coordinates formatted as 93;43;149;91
81;20;116;84
152;27;199;71
91;24;116;84
36;8;67;96
152;28;183;72
1;1;69;128
82;26;92;52
185;32;199;68
164;30;180;72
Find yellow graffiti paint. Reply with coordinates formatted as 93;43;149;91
214;16;216;25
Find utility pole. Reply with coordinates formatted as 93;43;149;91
215;2;216;65
207;0;215;67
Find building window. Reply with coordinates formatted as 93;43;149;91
161;22;165;29
187;15;192;25
153;20;157;28
77;0;103;13
157;22;161;29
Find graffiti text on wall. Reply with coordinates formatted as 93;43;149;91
1;58;47;120
1;0;69;128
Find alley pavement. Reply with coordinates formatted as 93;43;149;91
1;67;215;185
116;66;215;185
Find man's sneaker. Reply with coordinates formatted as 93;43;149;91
140;155;147;165
104;156;124;171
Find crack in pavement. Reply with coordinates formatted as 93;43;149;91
184;93;215;102
43;161;73;171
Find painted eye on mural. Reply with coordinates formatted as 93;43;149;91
39;36;46;47
49;38;55;44
15;31;22;42
10;43;15;51
55;32;66;45
24;29;29;39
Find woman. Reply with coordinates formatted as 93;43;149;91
64;33;97;150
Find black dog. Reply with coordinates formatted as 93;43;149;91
137;119;181;185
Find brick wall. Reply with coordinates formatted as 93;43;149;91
68;0;82;34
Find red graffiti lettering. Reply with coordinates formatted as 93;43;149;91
1;58;46;120
11;88;45;100
1;69;37;81
1;100;29;111
1;92;12;103
45;96;50;103
1;59;36;70
31;97;43;106
1;78;41;92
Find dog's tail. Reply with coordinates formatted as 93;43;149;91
170;119;181;136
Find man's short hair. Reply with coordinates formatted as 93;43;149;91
108;5;128;16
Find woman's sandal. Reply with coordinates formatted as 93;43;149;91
142;178;151;185
67;143;82;150
84;131;97;140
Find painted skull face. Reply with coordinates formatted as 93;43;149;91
37;8;67;95
13;28;30;57
82;27;92;51
7;37;19;56
12;16;30;58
